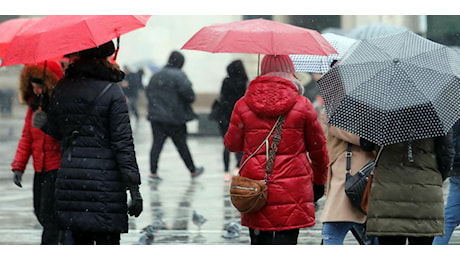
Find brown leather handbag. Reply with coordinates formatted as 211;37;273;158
229;114;286;213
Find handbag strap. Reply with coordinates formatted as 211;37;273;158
238;114;286;178
345;142;385;174
265;114;286;174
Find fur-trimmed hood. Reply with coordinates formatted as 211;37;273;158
18;60;63;105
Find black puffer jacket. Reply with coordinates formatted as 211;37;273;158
145;51;198;125
44;60;140;233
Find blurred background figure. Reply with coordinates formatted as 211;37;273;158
145;50;204;181
210;59;248;175
121;65;145;123
11;60;64;244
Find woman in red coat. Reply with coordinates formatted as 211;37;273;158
11;60;63;244
224;55;329;245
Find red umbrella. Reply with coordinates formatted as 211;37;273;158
181;18;337;56
0;15;151;67
0;17;40;57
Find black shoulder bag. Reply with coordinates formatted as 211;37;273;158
344;143;384;215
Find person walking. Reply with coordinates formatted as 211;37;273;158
11;60;64;245
361;134;453;245
224;55;329;245
320;124;376;245
145;50;204;181
121;65;144;122
433;119;460;245
210;59;248;174
40;40;143;245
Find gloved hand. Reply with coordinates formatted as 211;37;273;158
313;184;325;202
360;138;376;152
128;185;143;217
32;110;47;128
13;170;23;188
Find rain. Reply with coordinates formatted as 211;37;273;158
0;10;459;257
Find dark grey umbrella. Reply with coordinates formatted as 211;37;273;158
317;31;460;146
348;22;409;40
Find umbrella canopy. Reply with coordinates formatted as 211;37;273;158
0;17;40;57
317;31;460;146
181;18;337;56
290;33;357;73
348;22;409;40
0;15;151;67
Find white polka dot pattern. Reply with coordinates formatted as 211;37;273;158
317;31;460;146
291;33;357;73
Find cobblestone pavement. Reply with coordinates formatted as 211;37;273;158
0;105;459;246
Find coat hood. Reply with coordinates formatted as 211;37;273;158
227;59;248;81
19;60;63;105
244;76;299;117
166;50;185;69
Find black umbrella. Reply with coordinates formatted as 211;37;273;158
348;22;409;40
317;31;460;146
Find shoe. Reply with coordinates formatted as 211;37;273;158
148;174;163;182
191;166;204;178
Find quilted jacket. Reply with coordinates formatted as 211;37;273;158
43;59;140;233
366;137;453;237
11;107;61;173
224;76;329;231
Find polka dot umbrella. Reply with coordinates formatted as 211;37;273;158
290;32;357;74
317;31;460;146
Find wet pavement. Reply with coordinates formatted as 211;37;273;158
1;105;459;245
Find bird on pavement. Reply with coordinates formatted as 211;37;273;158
222;221;241;239
133;225;156;245
192;210;207;230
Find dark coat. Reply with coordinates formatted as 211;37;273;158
213;60;248;124
224;76;329;231
145;64;197;125
366;137;453;237
43;59;140;233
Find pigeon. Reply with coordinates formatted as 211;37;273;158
133;212;165;245
151;211;167;231
192;210;207;230
222;221;241;239
133;225;156;245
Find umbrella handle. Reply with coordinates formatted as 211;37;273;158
257;54;260;76
113;37;120;61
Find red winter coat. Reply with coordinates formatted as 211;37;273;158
11;107;61;173
224;76;329;231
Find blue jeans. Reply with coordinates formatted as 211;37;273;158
322;222;377;245
433;176;460;245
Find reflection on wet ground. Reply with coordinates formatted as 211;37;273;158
1;108;459;245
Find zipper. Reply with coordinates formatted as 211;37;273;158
231;185;257;191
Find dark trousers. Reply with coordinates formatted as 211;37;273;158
218;121;242;172
150;121;196;174
71;231;121;245
378;235;434;245
33;170;61;245
127;96;139;119
249;228;300;245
